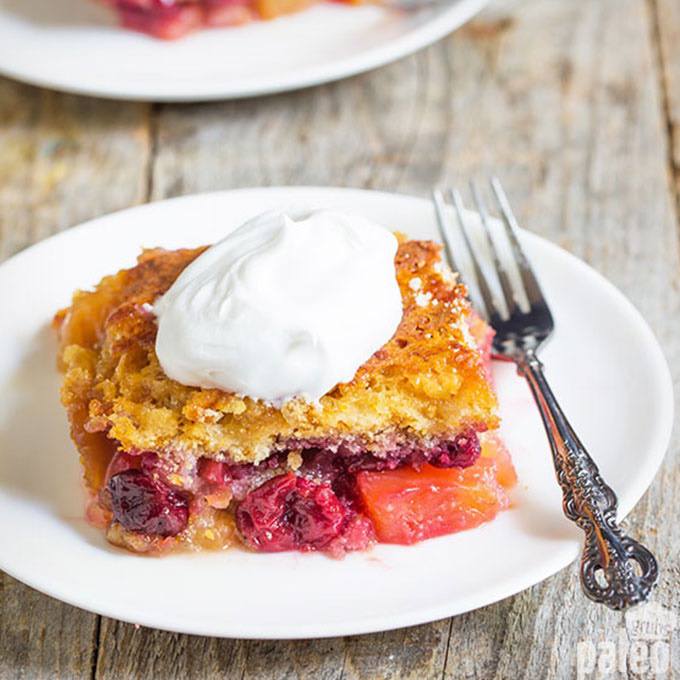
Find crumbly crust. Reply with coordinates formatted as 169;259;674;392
55;238;499;493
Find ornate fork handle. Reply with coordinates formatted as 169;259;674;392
514;347;658;610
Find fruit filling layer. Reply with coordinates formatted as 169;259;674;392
101;0;358;39
99;432;515;555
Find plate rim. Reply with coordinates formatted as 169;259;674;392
0;0;488;101
0;186;674;638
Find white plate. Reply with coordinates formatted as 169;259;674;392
0;187;673;638
0;0;487;101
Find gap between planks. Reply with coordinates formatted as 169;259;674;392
647;0;680;228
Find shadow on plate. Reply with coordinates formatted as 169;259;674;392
512;491;577;543
0;0;114;29
0;324;113;549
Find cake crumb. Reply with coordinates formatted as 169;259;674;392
287;451;303;470
415;291;432;307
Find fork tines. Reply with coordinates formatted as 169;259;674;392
432;178;546;326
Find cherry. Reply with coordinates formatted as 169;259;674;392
108;469;189;537
236;473;347;552
429;431;481;468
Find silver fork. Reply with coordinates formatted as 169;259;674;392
433;179;659;610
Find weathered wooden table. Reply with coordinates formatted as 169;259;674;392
1;0;678;677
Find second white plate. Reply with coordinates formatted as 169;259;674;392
0;187;673;638
0;0;488;101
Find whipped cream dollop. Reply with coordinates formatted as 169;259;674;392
153;209;403;405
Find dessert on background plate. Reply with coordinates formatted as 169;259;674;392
100;0;365;39
54;209;516;556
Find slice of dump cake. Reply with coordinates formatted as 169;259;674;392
55;210;515;555
100;0;363;39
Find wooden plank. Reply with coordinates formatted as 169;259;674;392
0;80;150;679
0;575;98;680
0;82;151;260
94;620;452;680
94;625;248;680
95;1;680;679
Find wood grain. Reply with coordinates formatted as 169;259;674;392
0;575;98;680
1;0;678;678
